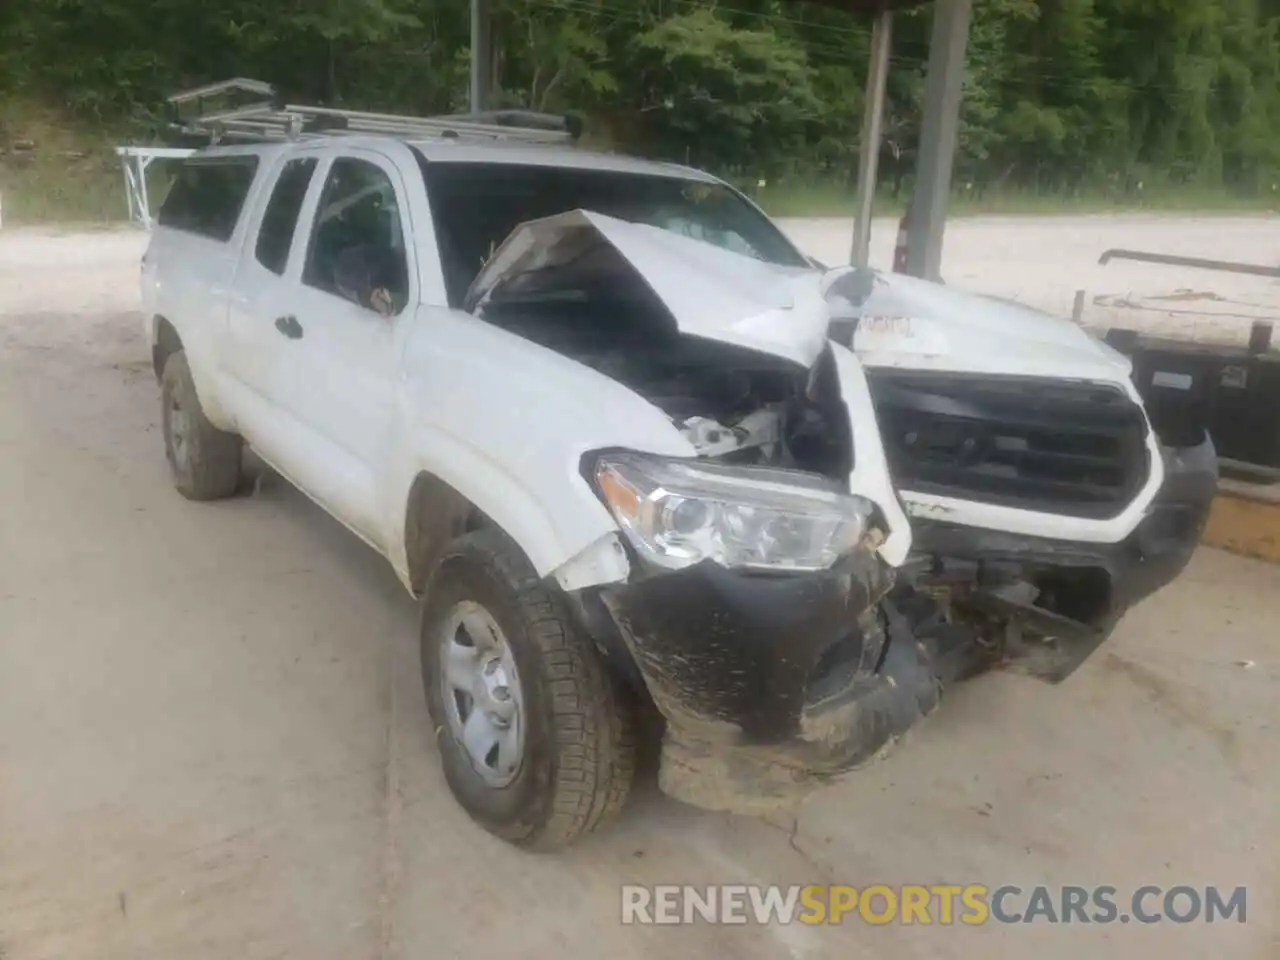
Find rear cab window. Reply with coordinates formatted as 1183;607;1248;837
158;155;260;242
254;157;319;274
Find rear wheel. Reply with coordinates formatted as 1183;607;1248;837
422;530;636;850
160;351;242;501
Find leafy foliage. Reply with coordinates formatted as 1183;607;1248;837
629;9;823;174
2;0;1279;198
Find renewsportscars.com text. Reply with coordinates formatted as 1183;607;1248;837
621;884;1248;926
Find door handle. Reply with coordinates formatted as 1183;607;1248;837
274;315;304;340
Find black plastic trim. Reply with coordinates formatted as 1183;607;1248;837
867;369;1152;520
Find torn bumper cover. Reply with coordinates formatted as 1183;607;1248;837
911;436;1219;683
593;550;940;815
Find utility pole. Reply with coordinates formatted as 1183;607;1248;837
850;10;893;266
904;0;972;280
470;0;493;113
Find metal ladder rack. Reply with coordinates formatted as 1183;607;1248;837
116;77;579;228
167;77;577;146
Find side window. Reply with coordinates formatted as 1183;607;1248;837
158;156;259;242
254;157;318;275
303;158;409;316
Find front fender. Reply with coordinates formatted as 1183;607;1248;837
386;310;913;591
387;430;623;590
385;310;696;590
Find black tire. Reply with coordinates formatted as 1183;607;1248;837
160;351;242;501
421;530;636;850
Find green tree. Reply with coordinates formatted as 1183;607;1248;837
3;0;1280;201
625;8;824;175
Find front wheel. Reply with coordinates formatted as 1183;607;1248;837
421;530;636;850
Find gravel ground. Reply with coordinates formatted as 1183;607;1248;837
0;219;1276;959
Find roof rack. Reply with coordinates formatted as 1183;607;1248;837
167;77;577;146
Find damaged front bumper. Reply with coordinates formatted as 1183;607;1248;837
578;548;941;815
562;438;1214;816
907;436;1219;682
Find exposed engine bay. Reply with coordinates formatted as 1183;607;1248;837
478;295;853;481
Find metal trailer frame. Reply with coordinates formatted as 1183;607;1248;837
1088;250;1280;477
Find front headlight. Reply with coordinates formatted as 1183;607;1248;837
593;452;874;572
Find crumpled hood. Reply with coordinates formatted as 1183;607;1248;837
465;209;832;367
824;266;1133;381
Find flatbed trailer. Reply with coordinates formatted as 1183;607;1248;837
1089;249;1280;478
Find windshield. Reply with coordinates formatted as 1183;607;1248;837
419;158;811;306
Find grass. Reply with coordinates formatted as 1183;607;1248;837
9;161;1278;227
1;157;129;224
0;101;138;225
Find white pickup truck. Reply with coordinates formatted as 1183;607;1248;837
142;134;1215;849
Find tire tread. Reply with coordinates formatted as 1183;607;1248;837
161;351;241;501
424;530;636;850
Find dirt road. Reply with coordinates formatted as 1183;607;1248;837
0;224;1276;958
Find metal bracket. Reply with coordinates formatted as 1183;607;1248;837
1098;249;1280;279
114;146;194;229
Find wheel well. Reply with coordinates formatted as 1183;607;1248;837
152;316;182;380
404;472;493;595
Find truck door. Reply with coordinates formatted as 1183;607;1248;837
224;153;321;475
269;150;414;548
